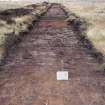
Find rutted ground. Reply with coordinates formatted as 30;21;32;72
0;4;105;105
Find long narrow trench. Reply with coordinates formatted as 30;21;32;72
0;4;105;105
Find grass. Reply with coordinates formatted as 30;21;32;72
0;1;35;11
64;2;105;57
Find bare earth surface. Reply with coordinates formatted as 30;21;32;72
0;4;105;105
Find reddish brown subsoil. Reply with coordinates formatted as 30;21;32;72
0;4;105;105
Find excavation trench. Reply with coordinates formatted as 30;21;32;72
0;4;105;105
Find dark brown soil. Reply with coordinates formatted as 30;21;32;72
0;8;32;17
0;4;105;105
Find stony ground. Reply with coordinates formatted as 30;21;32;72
0;4;105;105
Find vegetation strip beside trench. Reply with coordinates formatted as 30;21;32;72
64;5;104;66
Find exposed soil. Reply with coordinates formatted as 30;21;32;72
0;4;105;105
0;7;33;18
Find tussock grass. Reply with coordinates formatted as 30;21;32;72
64;2;105;57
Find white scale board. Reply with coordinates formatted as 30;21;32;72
56;71;68;80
